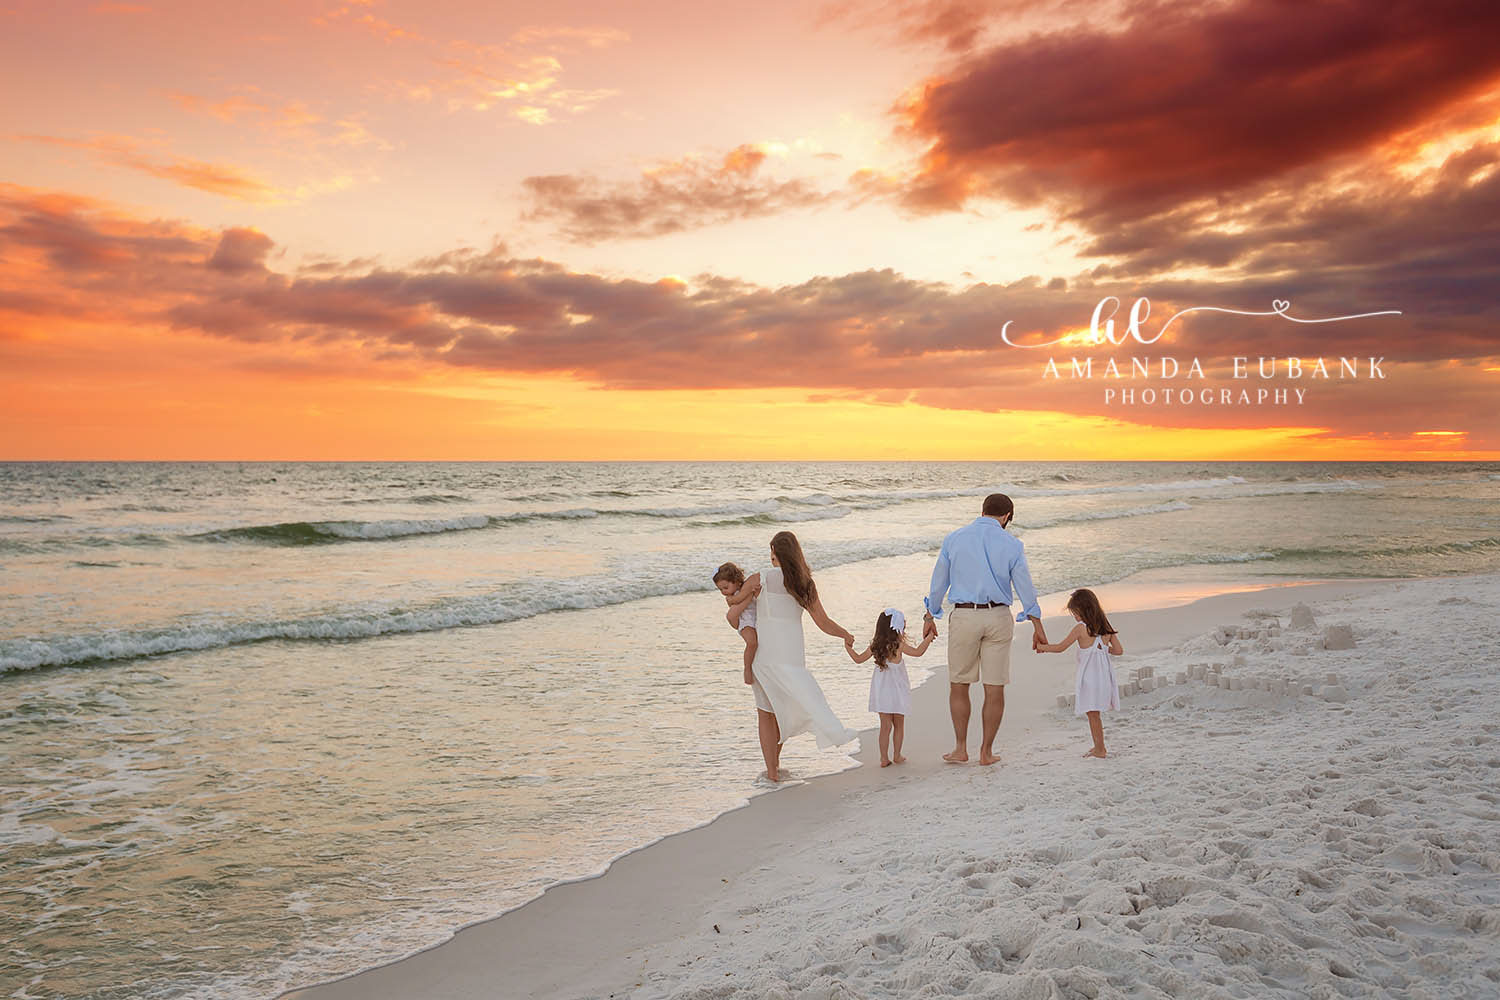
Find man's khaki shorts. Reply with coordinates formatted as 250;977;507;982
947;605;1015;686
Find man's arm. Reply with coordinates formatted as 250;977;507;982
924;539;951;621
1009;541;1046;646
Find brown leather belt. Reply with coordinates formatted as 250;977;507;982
953;601;1008;609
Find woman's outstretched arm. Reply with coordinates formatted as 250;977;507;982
806;596;854;643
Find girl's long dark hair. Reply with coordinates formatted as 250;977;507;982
1066;588;1116;637
871;612;902;670
770;531;818;609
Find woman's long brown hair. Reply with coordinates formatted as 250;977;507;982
871;612;902;670
1066;588;1116;637
770;530;818;609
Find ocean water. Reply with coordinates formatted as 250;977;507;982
2;461;1497;999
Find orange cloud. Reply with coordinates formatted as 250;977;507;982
3;181;1496;460
15;133;277;202
166;90;390;150
521;143;837;242
312;4;624;118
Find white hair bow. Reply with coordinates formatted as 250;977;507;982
884;607;905;634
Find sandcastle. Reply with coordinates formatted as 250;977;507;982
1053;603;1358;710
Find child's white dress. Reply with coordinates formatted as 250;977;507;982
868;653;912;715
1075;633;1119;715
734;599;757;632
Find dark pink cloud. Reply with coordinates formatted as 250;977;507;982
1;183;1496;447
892;0;1500;228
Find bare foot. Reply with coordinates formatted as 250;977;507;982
1084;748;1107;759
978;751;1001;766
765;767;779;782
942;749;969;763
893;754;907;765
880;759;892;768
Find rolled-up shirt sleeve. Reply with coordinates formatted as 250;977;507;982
924;540;951;619
1010;543;1042;622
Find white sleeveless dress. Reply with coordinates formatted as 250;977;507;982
868;654;912;715
750;567;858;749
1075;633;1120;715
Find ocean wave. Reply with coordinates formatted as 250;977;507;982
1072;475;1248;495
188;515;495;545
1026;500;1194;527
0;532;171;555
8;529;1496;675
185;509;601;546
342;493;474;505
1264;536;1500;561
0;476;1365;555
0;535;947;674
695;506;854;527
783;493;837;506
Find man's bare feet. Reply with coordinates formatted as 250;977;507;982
893;754;907;765
942;749;969;763
1084;748;1107;759
880;759;892;767
978;751;1000;766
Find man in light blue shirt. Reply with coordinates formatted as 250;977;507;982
921;493;1047;766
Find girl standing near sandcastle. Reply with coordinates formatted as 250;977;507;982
1036;588;1122;758
845;608;932;767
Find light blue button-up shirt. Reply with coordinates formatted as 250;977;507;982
924;516;1042;623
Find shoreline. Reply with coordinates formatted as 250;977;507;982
280;571;1410;1000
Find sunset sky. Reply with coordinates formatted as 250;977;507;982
2;0;1498;459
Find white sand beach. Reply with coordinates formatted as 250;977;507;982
284;573;1500;999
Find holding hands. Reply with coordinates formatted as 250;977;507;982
1030;621;1049;652
922;612;938;640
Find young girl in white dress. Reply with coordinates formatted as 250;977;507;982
845;608;933;767
1036;588;1122;758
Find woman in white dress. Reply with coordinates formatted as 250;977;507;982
739;531;858;782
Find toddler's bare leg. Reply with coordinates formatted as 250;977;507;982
878;713;893;766
741;628;757;684
892;714;906;764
